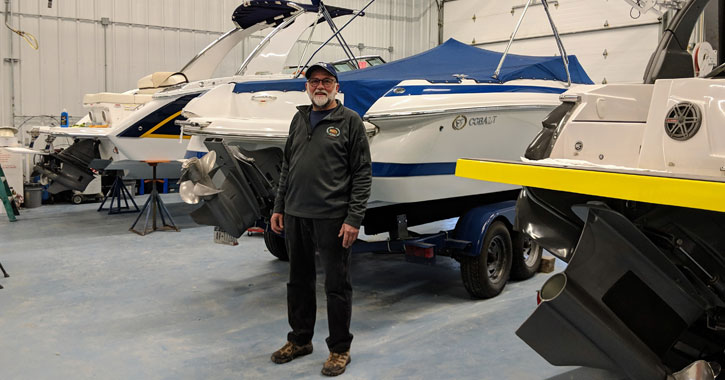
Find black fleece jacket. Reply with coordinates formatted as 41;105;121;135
273;100;372;228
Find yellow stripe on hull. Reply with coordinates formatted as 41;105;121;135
140;110;182;138
142;134;191;139
455;159;725;213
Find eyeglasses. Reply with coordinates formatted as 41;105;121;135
307;78;336;87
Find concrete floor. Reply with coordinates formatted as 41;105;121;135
0;194;624;380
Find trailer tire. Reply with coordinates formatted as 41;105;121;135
264;227;289;261
510;232;543;280
460;221;512;299
71;194;83;205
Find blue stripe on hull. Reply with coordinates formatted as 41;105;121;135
384;84;566;97
183;151;207;159
372;162;456;177
117;94;199;138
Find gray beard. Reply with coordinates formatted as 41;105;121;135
310;92;332;108
313;97;332;108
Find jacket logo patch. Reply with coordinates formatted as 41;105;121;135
326;126;340;137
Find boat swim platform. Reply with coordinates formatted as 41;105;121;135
455;159;725;213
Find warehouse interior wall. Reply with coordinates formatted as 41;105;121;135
0;0;438;129
284;0;438;66
444;0;720;85
443;0;667;85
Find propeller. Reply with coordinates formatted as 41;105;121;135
200;149;216;173
179;151;221;204
179;180;198;204
193;182;222;197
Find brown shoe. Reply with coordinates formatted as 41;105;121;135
321;351;351;376
270;341;313;364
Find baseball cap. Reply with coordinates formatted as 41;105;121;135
305;62;338;81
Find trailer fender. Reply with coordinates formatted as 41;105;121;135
453;200;516;257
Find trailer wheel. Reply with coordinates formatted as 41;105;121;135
71;194;83;205
264;227;289;261
510;233;543;280
460;221;512;299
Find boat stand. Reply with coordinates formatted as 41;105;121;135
98;172;139;214
129;162;179;236
0;163;19;222
0;261;8;289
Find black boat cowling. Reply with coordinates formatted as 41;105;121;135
33;138;99;194
516;187;725;380
179;138;282;238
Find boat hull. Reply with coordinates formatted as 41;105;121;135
199;103;556;207
187;82;565;204
366;104;558;203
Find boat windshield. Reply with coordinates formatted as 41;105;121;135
281;56;386;75
332;56;386;72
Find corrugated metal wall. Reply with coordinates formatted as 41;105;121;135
443;0;665;85
0;0;438;128
286;0;438;64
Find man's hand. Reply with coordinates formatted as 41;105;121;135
270;212;284;234
338;223;359;249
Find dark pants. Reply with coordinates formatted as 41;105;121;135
285;214;353;353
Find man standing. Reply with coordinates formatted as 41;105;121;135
269;62;372;376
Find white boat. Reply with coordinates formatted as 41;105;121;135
456;0;725;378
30;0;366;193
522;77;724;181
178;31;594;242
362;77;580;206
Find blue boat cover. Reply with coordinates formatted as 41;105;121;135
232;0;357;29
233;38;594;116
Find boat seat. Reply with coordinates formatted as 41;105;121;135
83;93;139;105
82;71;186;105
133;94;154;104
83;72;188;106
136;72;188;94
83;92;156;105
